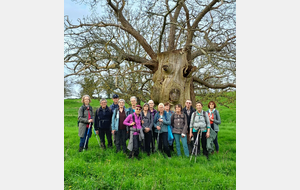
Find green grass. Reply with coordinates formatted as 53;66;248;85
64;98;236;189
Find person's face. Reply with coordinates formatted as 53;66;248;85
113;98;119;104
175;105;181;113
100;101;107;108
158;105;164;112
209;103;215;109
148;101;154;108
143;105;149;111
84;97;90;105
185;100;192;108
118;101;124;108
196;103;203;111
164;105;170;111
130;99;137;106
135;107;141;114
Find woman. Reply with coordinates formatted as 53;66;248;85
189;101;210;159
78;95;94;152
141;103;153;156
148;100;157;153
111;99;128;154
206;101;221;154
154;103;171;158
164;102;174;151
170;104;189;157
123;105;143;159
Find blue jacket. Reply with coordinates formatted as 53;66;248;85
111;107;129;131
110;103;119;112
153;111;171;133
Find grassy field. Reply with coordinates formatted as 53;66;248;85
64;98;236;189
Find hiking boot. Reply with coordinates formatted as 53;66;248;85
79;147;83;152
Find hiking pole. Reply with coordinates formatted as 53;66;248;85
92;124;101;149
190;130;201;162
83;123;92;151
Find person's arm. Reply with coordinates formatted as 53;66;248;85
171;114;174;128
94;109;99;131
214;110;221;125
153;113;158;129
162;113;171;125
148;113;153;131
123;114;133;126
78;107;89;124
111;109;116;131
182;114;188;136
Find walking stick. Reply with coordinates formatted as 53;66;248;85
83;123;92;151
190;130;201;162
92;124;101;149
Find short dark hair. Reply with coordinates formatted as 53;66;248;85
208;101;217;108
195;101;203;107
164;102;170;107
175;104;182;111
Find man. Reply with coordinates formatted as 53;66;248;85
148;100;157;153
110;94;119;145
110;94;119;112
94;99;113;149
182;99;196;153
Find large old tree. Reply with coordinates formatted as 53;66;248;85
64;0;236;109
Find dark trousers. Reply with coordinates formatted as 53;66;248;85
133;135;141;157
144;130;153;154
115;129;127;153
79;127;92;148
99;128;112;148
158;132;171;157
201;131;208;156
211;124;219;151
151;130;155;152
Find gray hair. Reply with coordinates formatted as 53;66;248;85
81;95;91;103
118;99;125;103
100;98;107;103
158;103;164;108
130;96;137;102
148;100;154;104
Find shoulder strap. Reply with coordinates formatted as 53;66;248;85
132;113;135;123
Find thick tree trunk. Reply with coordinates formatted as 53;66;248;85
151;49;195;111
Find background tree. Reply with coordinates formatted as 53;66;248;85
64;0;236;109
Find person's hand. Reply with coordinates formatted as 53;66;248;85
112;130;115;134
206;132;210;138
157;126;161;130
141;120;144;124
181;134;185;138
158;118;163;122
210;118;214;121
96;130;99;135
190;133;193;138
130;122;135;126
88;119;93;123
144;128;150;133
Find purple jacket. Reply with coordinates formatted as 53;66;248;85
123;112;142;135
149;109;157;120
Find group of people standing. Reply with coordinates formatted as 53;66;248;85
77;94;221;160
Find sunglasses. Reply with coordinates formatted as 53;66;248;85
136;108;141;110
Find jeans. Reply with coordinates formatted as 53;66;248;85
211;124;219;151
173;133;189;157
79;127;92;148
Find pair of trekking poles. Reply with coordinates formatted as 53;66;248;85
190;129;202;162
83;123;101;151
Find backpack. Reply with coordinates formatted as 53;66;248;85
77;105;93;126
191;110;208;130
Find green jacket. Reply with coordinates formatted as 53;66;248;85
206;128;217;153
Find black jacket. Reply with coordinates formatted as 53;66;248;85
94;106;112;130
182;106;196;131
